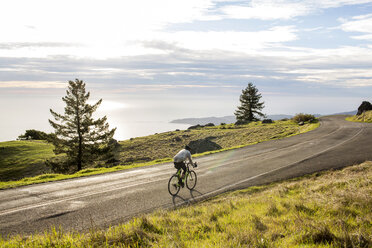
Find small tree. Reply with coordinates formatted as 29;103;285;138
235;82;265;124
49;79;116;172
292;113;315;123
18;129;49;140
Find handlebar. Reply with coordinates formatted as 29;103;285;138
186;162;197;168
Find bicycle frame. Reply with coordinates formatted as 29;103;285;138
176;162;192;183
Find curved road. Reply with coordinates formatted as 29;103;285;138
1;116;371;236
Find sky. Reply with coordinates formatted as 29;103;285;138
1;0;372;141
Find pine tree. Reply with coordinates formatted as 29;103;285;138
49;79;116;171
235;82;265;124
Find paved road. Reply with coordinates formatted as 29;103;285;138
1;116;371;236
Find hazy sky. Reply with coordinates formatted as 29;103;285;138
1;0;372;141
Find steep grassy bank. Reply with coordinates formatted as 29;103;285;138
0;140;55;181
346;110;372;123
1;161;370;247
0;120;319;189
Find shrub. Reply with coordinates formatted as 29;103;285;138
18;129;51;140
188;124;203;129
262;119;273;124
235;120;248;125
292;113;316;123
46;157;75;174
204;123;215;127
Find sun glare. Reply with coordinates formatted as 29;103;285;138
88;100;128;111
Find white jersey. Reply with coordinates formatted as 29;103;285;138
173;149;193;164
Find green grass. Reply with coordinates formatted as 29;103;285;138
0;120;319;189
0;140;55;181
346;110;372;123
1;161;370;247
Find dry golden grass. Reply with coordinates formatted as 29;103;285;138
117;120;317;165
346;110;372;123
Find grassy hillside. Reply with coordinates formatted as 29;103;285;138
0;140;55;181
117;120;317;165
346;110;372;123
0;120;318;188
1;161;370;247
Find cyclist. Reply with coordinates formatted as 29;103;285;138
173;145;195;187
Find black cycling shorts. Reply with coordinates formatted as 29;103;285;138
174;161;186;172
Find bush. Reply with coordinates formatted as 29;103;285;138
188;124;203;129
292;113;316;123
235;120;248;125
18;129;50;140
46;157;75;174
205;123;215;127
262;119;273;124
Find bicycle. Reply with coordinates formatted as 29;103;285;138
168;162;197;196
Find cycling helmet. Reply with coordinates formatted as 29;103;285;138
185;145;191;151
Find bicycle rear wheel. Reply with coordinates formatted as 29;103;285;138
186;170;197;190
168;175;180;196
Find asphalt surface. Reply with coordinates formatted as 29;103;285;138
1;116;371;236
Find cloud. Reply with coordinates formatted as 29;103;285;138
2;41;372;93
287;68;372;87
0;0;372;93
340;13;372;40
0;38;372;91
0;27;298;58
0;0;216;42
103;84;240;94
352;34;372;40
0;42;79;50
221;1;310;20
315;0;372;8
142;26;297;53
1;0;371;59
0;81;66;88
0;0;218;58
220;0;372;20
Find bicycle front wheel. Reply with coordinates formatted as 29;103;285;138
186;170;197;190
168;175;180;196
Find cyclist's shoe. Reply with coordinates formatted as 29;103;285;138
179;181;184;188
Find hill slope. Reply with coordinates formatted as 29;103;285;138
0;141;54;181
346;110;372;123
